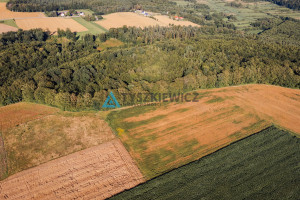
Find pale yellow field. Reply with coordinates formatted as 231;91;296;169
96;12;161;29
0;23;18;34
154;15;200;27
0;3;45;20
96;12;200;29
15;17;88;33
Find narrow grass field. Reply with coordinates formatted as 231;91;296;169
110;126;300;200
0;19;18;28
72;17;107;36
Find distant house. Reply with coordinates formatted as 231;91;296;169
144;13;149;16
79;12;85;16
60;13;65;17
179;17;184;20
174;16;179;20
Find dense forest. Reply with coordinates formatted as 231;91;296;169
265;0;300;10
0;21;299;110
242;0;300;10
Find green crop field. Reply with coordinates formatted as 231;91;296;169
110;126;300;200
72;17;107;37
0;19;18;28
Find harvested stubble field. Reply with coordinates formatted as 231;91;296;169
154;15;200;27
107;84;300;179
110;126;300;200
15;17;88;33
0;103;144;199
0;23;17;34
0;3;44;20
96;12;199;29
0;139;144;200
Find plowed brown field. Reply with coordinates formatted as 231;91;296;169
0;139;144;200
15;18;88;33
0;102;59;131
96;12;199;29
109;84;300;179
0;3;44;20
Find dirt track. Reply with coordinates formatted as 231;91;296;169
0;139;144;200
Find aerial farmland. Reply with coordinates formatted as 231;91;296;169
0;0;300;199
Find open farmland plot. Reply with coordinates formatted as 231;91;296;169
0;3;44;20
1;107;119;179
0;139;144;200
0;23;17;34
107;84;300;179
96;12;199;29
110;126;300;200
0;102;59;131
154;15;200;27
96;12;162;29
15;17;88;33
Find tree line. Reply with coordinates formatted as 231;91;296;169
0;24;299;110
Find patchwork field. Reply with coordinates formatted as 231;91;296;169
96;12;199;29
0;139;144;200
107;84;300;179
0;23;17;34
15;17;88;33
193;0;300;30
0;3;44;20
110;126;300;199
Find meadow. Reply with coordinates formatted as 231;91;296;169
110;126;300;199
72;17;107;36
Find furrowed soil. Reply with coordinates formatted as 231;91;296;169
0;139;144;200
96;12;199;29
107;84;300;179
0;3;44;20
109;126;300;200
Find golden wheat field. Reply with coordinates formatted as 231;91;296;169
0;3;45;20
96;12;200;29
0;23;18;34
15;17;88;33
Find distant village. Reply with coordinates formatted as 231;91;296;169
55;10;102;21
58;11;85;17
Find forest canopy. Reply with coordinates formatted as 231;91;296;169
0;23;299;111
